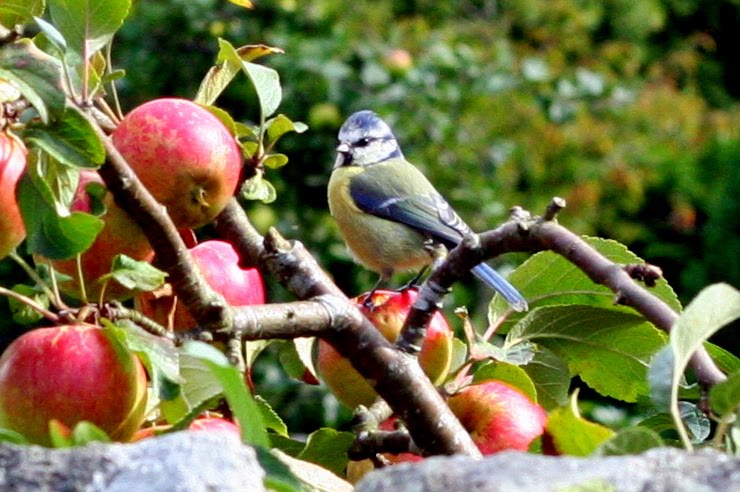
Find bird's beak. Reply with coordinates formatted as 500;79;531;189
334;142;351;168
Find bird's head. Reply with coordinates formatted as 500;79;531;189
334;110;403;169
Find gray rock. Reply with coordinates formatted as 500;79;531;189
355;447;740;492
0;431;265;492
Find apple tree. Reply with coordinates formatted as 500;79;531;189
0;1;738;489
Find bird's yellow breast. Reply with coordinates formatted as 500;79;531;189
328;166;431;275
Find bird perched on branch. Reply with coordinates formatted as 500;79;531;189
327;110;528;311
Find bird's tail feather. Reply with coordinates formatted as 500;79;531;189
472;263;528;312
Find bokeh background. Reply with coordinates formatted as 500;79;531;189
2;0;738;432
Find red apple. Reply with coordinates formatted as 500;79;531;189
0;324;148;446
447;381;547;454
383;48;414;75
135;240;265;331
111;98;242;228
317;288;453;408
188;416;241;436
0;131;27;259
36;171;154;301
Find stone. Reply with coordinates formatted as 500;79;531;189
0;431;264;492
355;447;740;492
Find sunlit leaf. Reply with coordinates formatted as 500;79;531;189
507;305;666;402
48;0;131;58
241;172;277;203
595;427;663;456
297;428;355;477
101;254;167;292
519;346;570;410
0;0;46;27
473;361;538;402
545;391;615;456
710;371;740;417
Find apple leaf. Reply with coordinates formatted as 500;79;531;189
710;371;740;417
255;394;289;437
678;401;711;443
472;361;538;402
241;172;277;204
34;16;68;52
70;421;112;446
102;254;167;292
180;341;270;448
545;392;615;456
17;165;104;260
648;283;740;447
265;114;308;146
506;305;666;402
518;347;570;410
0;427;28;445
48;0;131;58
263;153;289;169
214;39;282;121
297;428;355;477
0;39;66;122
23;104;106;168
489;237;682;333
8;284;49;325
196;41;283;106
0;0;46;27
705;342;740;375
257;448;303;492
595;427;664;456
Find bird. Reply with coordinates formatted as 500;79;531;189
327;110;528;312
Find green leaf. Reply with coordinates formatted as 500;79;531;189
0;39;65;122
70;421;111;445
472;361;538;402
297;428;355;477
8;284;49;325
545;392;615;456
595;427;664;456
255;395;289;437
490;237;682;332
710;371;740;417
195;42;283;106
22;104;105;168
257;447;303;492
506;305;666;402
48;419;73;448
48;0;131;58
160;349;221;422
241;172;277;203
653;283;740;448
520;346;570;410
678;401;710;443
0;427;28;444
100;254;167;292
215;39;281;120
201;104;237;136
104;319;183;396
705;343;740;375
0;0;46;26
647;345;674;410
180;341;270;448
263;153;289;169
34;15;67;52
270;434;307;457
17;164;104;259
266;114;308;145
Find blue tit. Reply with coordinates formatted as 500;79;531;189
328;110;528;311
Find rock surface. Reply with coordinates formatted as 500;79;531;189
355;447;740;492
0;431;265;492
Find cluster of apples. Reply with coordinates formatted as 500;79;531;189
0;99;262;445
318;289;548;461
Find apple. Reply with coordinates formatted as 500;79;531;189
111;98;242;228
447;380;547;454
0;324;148;446
37;171;154;301
131;416;240;441
383;48;414;75
317;288;453;408
0;131;27;259
135;240;265;330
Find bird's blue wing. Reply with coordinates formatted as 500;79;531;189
349;167;466;247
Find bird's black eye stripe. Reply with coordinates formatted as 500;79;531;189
354;137;372;147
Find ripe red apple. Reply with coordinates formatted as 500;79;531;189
0;131;27;259
317;288;453;408
37;171;154;301
0;324;148;446
188;416;241;436
136;240;265;331
447;381;547;454
111;98;242;228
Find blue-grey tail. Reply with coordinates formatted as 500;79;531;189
472;263;528;312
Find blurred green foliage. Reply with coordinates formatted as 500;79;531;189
111;0;739;309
